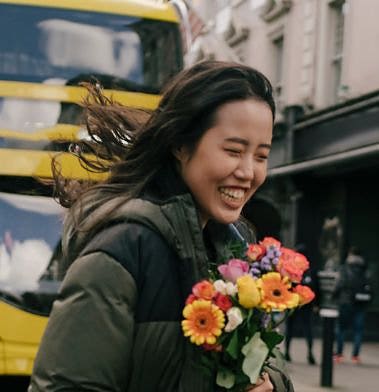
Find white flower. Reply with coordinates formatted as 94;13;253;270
213;279;227;294
225;307;243;332
225;281;238;296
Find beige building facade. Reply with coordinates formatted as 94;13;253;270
190;0;379;113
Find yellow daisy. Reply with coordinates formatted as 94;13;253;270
182;300;225;345
257;272;299;312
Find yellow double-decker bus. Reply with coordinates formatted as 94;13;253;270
0;0;183;388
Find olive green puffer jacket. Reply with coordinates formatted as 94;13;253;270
29;191;293;392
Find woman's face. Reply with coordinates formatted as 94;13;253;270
176;98;273;226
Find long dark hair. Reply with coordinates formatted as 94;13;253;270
55;60;275;234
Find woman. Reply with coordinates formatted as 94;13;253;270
29;61;293;391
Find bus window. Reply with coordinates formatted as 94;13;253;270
0;192;64;314
0;3;182;138
0;4;182;92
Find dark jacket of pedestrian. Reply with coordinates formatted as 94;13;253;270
333;252;371;307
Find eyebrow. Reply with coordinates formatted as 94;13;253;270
224;137;271;149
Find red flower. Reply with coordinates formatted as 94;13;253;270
202;343;223;352
186;294;197;305
213;292;233;312
192;280;215;300
246;244;266;261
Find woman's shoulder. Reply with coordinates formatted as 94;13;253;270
78;221;173;279
82;221;170;257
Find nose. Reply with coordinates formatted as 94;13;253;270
234;155;254;180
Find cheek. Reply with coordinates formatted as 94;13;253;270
182;161;211;194
257;166;268;186
197;158;233;184
252;165;268;189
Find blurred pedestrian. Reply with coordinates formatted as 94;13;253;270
333;246;372;364
284;244;319;365
29;61;293;391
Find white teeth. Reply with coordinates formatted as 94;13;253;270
219;187;245;200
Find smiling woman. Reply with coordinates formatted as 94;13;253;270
29;61;293;392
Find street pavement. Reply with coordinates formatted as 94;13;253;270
283;337;379;391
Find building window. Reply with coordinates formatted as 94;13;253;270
329;0;346;103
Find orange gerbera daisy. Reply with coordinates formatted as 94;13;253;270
257;272;299;312
182;300;225;345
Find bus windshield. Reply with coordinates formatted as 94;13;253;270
0;3;182;93
0;192;63;293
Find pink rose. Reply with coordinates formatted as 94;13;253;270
217;259;249;283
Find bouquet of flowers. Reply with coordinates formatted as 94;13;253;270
181;237;315;391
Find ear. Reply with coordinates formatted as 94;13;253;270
172;145;188;162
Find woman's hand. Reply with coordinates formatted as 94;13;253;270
246;372;273;392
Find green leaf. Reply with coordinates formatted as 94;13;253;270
241;332;269;384
225;330;240;360
261;330;284;351
246;312;258;335
221;239;247;261
216;368;235;389
225;329;239;359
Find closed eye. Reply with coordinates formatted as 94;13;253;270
256;154;269;162
225;148;242;157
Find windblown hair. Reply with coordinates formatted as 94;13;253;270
54;60;275;234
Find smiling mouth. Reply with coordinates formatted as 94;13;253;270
219;187;246;202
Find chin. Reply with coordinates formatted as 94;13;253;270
212;211;241;225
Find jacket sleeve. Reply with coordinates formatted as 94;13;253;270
265;362;295;392
29;251;137;392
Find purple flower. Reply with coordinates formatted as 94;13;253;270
250;267;261;277
261;256;270;264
